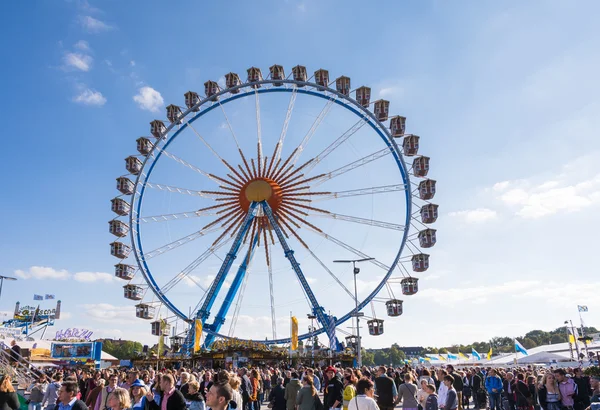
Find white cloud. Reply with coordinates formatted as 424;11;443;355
78;15;113;33
133;86;164;112
492;181;510;192
73;87;106;106
73;271;113;283
73;40;90;51
81;304;138;324
63;52;93;71
415;280;540;306
297;3;306;12
130;60;136;67
15;266;70;280
448;208;497;223
379;86;404;98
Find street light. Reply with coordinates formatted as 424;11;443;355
333;257;373;368
0;275;17;303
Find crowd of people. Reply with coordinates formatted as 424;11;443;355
10;363;600;410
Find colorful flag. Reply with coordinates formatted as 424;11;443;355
515;339;528;356
472;348;482;360
487;347;492;360
568;327;580;344
459;351;468;360
438;354;447;361
291;316;299;351
193;319;202;353
447;353;458;360
33;295;43;301
45;294;55;300
578;305;588;312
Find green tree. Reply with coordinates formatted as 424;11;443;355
389;345;406;365
362;349;375;366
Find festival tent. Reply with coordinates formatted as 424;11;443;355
517;351;572;364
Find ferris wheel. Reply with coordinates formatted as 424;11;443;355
109;64;438;350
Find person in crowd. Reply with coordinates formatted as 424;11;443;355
419;371;434;387
424;385;438;410
285;372;301;410
572;369;590;410
229;376;243;410
0;375;20;410
436;370;448;410
442;376;457;410
262;370;272;405
348;378;379;410
554;369;577;410
514;374;532;410
538;372;561;410
85;380;105;409
485;369;503;410
9;340;21;365
398;373;418;410
145;374;186;410
468;370;482;410
504;373;517;410
107;388;130;410
461;372;471;410
200;373;214;402
86;373;101;401
130;379;148;410
417;379;430;410
374;366;397;410
29;375;48;410
268;377;287;410
56;381;87;410
42;373;63;410
325;367;344;410
238;369;253;410
249;370;261;410
445;366;463;410
588;376;600;407
306;369;320;393
178;373;190;399
526;376;537;410
205;383;232;410
342;375;357;410
296;375;318;410
186;381;205;410
94;373;119;410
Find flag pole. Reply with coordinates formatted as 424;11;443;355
514;338;518;366
578;307;590;359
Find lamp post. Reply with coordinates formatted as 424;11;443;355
0;275;17;303
307;314;316;365
333;257;373;368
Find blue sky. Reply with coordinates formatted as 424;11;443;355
1;0;599;349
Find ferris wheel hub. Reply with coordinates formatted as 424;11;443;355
239;178;282;213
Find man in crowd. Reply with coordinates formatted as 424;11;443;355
238;368;253;410
94;373;118;410
146;374;186;410
555;369;578;410
590;376;600;405
446;365;464;410
56;381;88;410
178;372;191;399
468;369;482;409
205;383;233;410
9;340;21;365
374;366;397;410
443;375;458;410
324;366;343;410
484;369;503;410
42;373;63;410
503;372;516;410
573;368;591;410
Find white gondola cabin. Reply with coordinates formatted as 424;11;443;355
116;177;134;195
110;241;131;259
109;220;129;237
336;76;351;96
136;137;154;156
166;104;182;124
151;320;170;336
269;65;285;86
135;303;155;320
390;116;406;137
247;67;263;88
170;335;184;351
345;335;358;350
355;86;371;108
111;197;130;216
420;204;439;224
374;99;390;122
184;91;200;111
314;69;329;89
411;253;430;272
367;319;384;336
124;284;143;300
292;65;307;84
386;299;403;317
125;156;142;176
225;72;242;93
150;120;166;138
419;179;436;200
115;263;135;280
403;135;420;156
401;277;419;295
418;228;437;248
204;81;221;101
413;156;430;177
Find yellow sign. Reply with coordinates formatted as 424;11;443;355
291;316;298;351
194;320;202;353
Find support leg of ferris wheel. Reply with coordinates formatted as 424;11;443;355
203;230;260;347
261;201;339;351
195;202;258;325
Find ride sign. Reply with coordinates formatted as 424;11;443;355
54;328;94;341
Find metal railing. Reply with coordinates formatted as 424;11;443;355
0;347;43;388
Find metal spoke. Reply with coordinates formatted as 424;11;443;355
255;89;263;176
271;87;297;168
307;210;405;231
290;97;335;166
153;149;219;184
140;209;217;223
263;223;277;339
305;247;355;301
313;183;408;202
144;226;222;259
145;182;212;197
228;266;251;337
311;147;392;187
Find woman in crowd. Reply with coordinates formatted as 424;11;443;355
538;373;561;410
514;373;533;410
28;375;48;410
398;373;419;410
342;375;357;410
130;379;148;410
461;372;472;410
296;375;318;410
526;376;538;410
0;376;19;410
417;379;430;410
268;377;287;410
250;369;260;410
229;376;243;410
107;388;131;410
419;370;434;388
187;381;206;410
348;378;379;410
